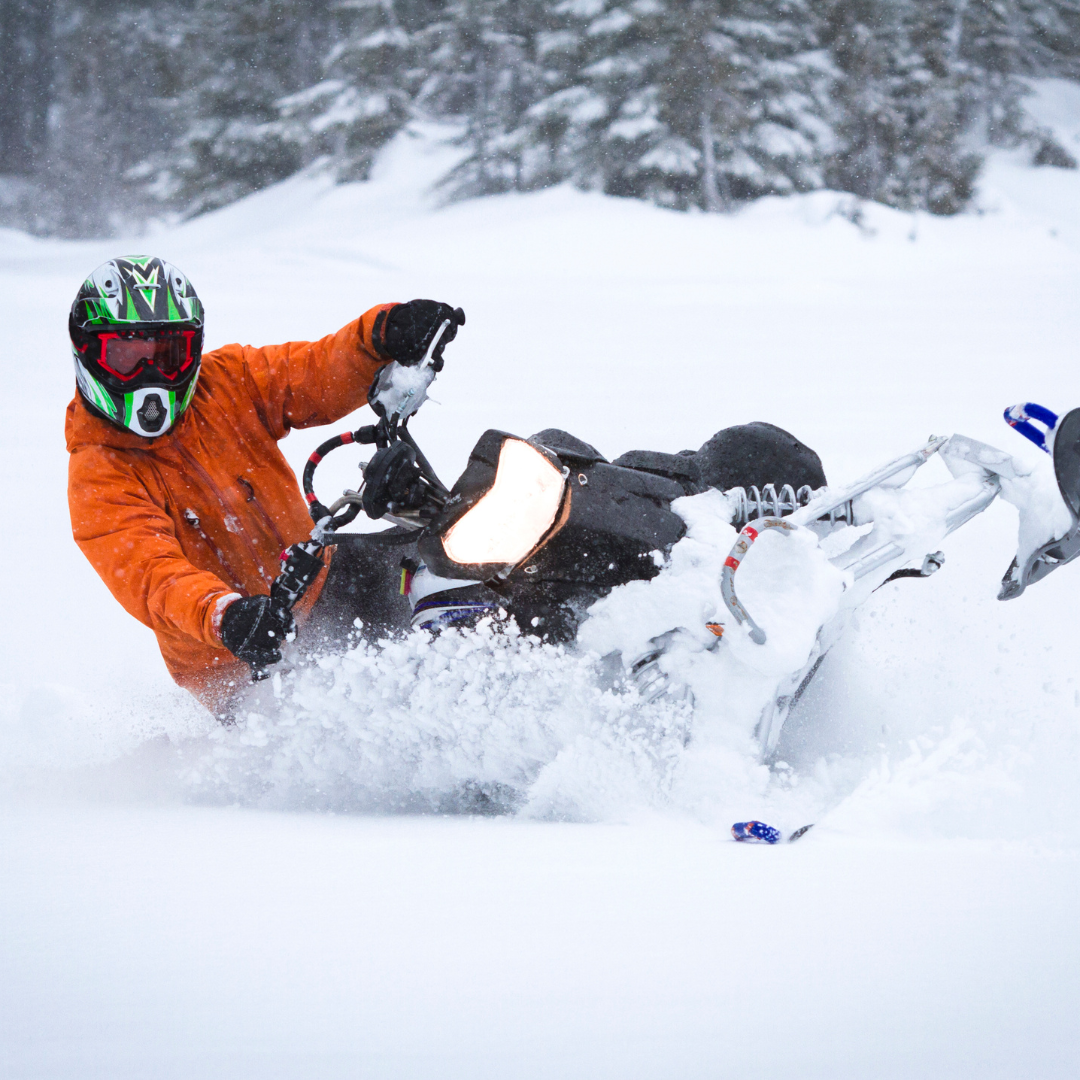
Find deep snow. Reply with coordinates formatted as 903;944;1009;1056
2;80;1080;1078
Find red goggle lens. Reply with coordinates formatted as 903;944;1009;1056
99;331;195;380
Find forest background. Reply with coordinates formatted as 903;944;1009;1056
2;0;1079;237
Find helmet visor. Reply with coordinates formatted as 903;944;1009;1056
98;329;196;381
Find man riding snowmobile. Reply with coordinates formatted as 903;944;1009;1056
65;255;465;711
67;257;1080;758
66;256;827;716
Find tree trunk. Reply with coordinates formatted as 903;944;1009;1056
700;108;726;212
946;0;970;63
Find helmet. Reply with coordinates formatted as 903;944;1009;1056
69;256;204;437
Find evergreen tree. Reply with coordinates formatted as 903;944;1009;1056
277;0;437;182
657;0;826;208
0;0;55;177
5;0;191;234
502;0;825;211
818;0;910;205
4;0;1080;234
903;0;983;211
958;0;1031;144
1022;0;1080;77
819;0;981;213
145;0;337;218
432;0;554;199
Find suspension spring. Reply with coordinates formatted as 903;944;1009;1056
723;485;850;529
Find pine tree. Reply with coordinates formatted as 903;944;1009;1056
498;0;825;211
818;0;909;205
6;0;1080;233
660;0;826;208
277;0;435;182
956;0;1035;145
0;0;55;177
818;0;982;213
145;0;337;218
9;0;192;234
1022;0;1080;77
431;0;554;199
902;0;983;212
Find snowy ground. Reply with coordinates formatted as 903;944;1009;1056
2;81;1080;1077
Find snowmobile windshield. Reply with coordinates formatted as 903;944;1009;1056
442;439;566;566
98;329;197;381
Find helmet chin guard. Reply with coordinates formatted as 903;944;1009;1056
74;356;200;437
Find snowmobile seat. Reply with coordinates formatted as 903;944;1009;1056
691;422;827;492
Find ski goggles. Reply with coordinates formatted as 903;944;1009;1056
96;328;198;381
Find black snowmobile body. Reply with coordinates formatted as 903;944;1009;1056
304;422;827;648
418;428;687;639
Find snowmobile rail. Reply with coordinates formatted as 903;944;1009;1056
721;436;950;644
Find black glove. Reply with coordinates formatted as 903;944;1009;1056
219;595;296;671
361;440;427;519
376;300;465;367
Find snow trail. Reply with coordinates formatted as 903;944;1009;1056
187;620;690;819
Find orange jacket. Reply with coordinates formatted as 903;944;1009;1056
66;306;395;708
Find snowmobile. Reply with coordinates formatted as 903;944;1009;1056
272;322;1080;759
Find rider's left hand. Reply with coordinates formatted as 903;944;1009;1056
376;300;465;366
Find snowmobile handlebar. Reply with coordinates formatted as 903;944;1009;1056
301;415;450;531
302;423;384;526
302;318;458;529
246;320;461;675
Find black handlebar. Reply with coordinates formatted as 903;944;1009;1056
302;423;384;525
302;416;450;529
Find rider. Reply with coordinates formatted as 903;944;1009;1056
65;255;463;712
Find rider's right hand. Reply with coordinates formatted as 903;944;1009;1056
377;300;465;366
219;595;296;669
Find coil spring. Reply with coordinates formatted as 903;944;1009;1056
724;485;850;529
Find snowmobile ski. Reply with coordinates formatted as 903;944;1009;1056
731;821;815;844
731;821;781;844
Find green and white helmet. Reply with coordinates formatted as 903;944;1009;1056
69;256;204;437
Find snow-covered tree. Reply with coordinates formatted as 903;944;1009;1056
3;0;192;234
4;0;1080;234
653;0;827;209
277;0;436;182
140;0;336;218
479;0;826;211
0;0;54;177
1023;0;1080;77
430;0;555;199
818;0;982;213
